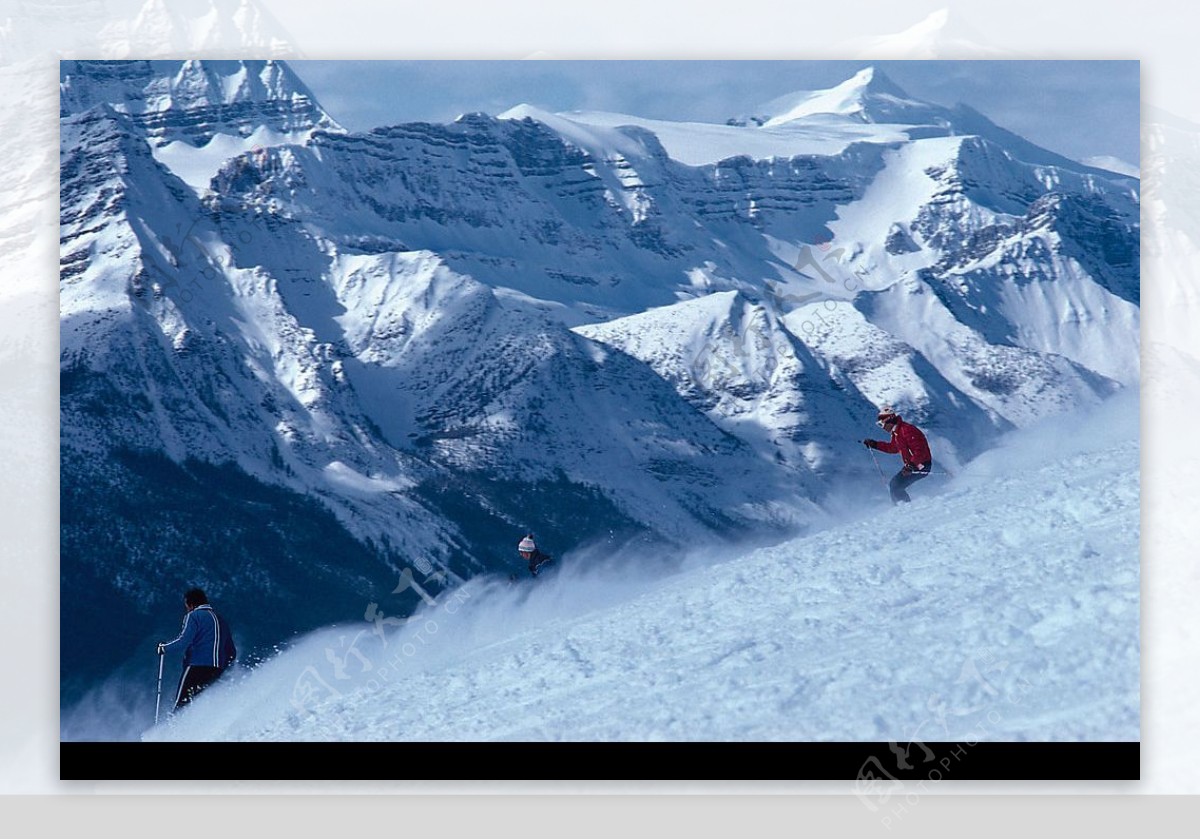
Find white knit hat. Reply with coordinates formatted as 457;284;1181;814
518;536;536;553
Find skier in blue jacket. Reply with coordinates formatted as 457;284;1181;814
157;588;236;711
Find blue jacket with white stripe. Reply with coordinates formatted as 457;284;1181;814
161;604;236;669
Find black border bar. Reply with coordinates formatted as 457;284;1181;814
61;741;1139;781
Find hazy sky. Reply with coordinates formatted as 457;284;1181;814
291;60;1139;166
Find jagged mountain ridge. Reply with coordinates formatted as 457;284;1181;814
59;59;336;143
59;60;1139;698
211;77;1135;421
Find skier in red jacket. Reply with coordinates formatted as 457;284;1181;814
863;407;933;504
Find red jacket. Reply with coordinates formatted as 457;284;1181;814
868;419;931;468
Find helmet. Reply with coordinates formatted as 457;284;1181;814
876;407;900;429
518;535;536;554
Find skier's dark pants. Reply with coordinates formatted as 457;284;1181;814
174;665;224;710
889;463;931;504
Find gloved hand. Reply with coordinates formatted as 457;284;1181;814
862;439;873;449
156;643;165;656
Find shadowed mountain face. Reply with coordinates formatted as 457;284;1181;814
59;60;1138;703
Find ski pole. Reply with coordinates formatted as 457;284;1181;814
866;446;888;487
154;648;164;725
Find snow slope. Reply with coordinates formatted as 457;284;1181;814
145;392;1137;743
504;105;910;166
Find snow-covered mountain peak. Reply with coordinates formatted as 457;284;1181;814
576;290;884;478
842;9;1018;59
116;0;296;58
497;103;552;122
758;66;934;127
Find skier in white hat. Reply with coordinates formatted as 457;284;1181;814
517;534;554;577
